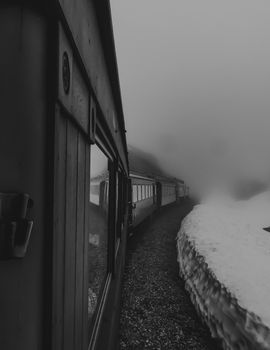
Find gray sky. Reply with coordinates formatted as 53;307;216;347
111;1;270;196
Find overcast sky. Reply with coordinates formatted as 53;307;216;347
111;1;270;196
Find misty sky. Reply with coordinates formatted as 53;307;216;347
111;1;270;196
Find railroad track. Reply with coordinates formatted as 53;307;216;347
119;202;222;350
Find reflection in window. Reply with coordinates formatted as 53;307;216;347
117;171;124;239
88;144;109;335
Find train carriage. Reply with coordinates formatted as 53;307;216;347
0;2;190;349
159;180;177;207
130;173;156;228
176;180;187;201
128;148;186;229
0;2;129;350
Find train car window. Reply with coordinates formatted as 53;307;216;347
138;185;142;201
147;185;149;198
142;185;145;200
88;144;110;333
132;185;137;202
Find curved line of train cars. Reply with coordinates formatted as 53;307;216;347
0;2;188;350
130;172;188;229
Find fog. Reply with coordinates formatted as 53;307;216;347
111;1;270;198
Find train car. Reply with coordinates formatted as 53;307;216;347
130;173;157;228
175;179;186;201
0;2;129;350
184;185;190;198
128;147;186;229
157;178;177;207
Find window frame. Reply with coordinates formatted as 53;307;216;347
88;141;112;340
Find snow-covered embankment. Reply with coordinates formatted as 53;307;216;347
177;193;270;350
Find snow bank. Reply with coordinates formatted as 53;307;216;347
177;191;270;349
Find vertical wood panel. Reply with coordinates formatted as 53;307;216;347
74;133;86;350
63;120;78;350
52;109;67;350
53;111;89;350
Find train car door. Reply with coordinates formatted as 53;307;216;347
156;182;162;208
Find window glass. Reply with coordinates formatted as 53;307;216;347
133;185;137;202
142;185;145;199
147;185;149;198
88;144;109;335
138;185;142;201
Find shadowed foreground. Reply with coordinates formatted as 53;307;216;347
119;201;222;350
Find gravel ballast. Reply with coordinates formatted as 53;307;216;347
119;201;222;349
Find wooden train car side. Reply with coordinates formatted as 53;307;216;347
0;2;129;350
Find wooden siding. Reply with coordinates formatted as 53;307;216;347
52;108;89;350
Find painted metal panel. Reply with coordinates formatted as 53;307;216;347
0;8;47;350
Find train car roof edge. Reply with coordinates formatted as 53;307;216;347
93;0;129;167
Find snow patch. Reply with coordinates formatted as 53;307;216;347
177;191;270;349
